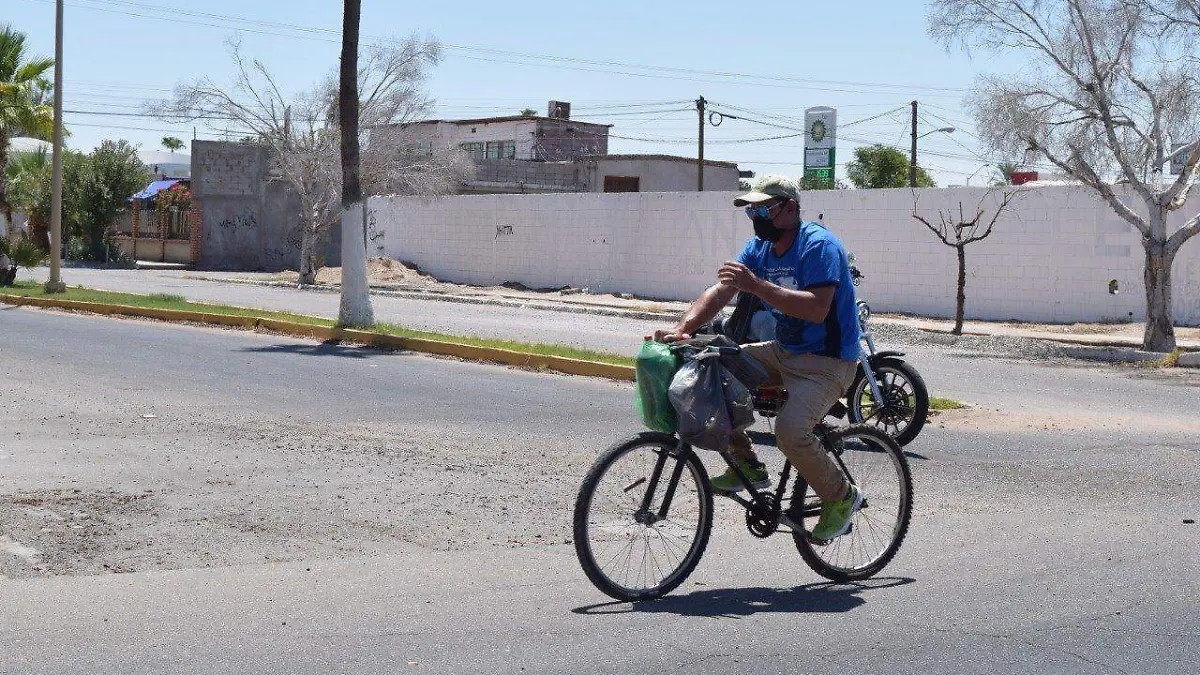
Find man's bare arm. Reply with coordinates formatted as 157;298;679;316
717;260;835;323
754;282;836;324
646;283;738;342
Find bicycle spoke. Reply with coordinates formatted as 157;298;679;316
652;527;684;566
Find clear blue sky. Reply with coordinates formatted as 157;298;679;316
8;0;1029;186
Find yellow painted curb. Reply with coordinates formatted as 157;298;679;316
332;328;635;381
1;293;635;382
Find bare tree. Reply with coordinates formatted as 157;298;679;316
149;36;467;286
1138;0;1200;35
929;0;1200;351
912;189;1022;334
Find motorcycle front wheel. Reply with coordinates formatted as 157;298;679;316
848;357;929;446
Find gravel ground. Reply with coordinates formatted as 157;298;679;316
869;322;1074;361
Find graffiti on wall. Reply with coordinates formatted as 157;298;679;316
367;209;386;256
495;225;514;239
218;213;258;230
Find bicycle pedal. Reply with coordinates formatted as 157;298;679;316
776;513;802;532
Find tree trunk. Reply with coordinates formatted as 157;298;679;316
954;245;966;335
298;221;320;286
335;0;374;329
0;136;12;232
1142;238;1176;352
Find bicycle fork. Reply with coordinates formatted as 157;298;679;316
632;440;689;525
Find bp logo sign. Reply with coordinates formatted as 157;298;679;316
810;120;828;143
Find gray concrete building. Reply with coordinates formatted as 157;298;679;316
383;101;741;194
190;140;337;271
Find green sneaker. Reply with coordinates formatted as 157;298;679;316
710;460;770;493
810;484;863;543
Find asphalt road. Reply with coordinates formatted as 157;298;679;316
2;307;1199;674
19;267;1200;429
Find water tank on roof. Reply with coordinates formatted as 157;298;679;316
548;101;571;120
1011;169;1039;185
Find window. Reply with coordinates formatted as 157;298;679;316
603;175;640;193
485;140;516;160
461;140;515;160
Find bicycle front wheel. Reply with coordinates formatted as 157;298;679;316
573;432;713;601
790;425;912;581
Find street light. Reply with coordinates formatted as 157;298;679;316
917;126;956;139
910;126;955;187
965;163;991;186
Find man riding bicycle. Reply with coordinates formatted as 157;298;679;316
648;175;863;542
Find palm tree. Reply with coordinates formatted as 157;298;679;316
4;146;51;249
336;0;375;328
1;25;55;231
991;161;1019;186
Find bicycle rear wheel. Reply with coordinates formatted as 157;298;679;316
573;432;713;601
790;425;912;581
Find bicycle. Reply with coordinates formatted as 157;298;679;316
573;343;913;602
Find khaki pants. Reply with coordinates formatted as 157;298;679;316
728;342;858;502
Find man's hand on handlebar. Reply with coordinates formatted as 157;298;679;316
645;328;691;343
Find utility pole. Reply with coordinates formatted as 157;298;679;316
909;100;919;189
44;0;66;293
696;96;706;191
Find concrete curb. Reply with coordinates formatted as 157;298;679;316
0;294;636;382
185;276;681;322
1177;351;1200;368
1060;346;1169;364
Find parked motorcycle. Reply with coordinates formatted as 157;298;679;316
701;256;929;447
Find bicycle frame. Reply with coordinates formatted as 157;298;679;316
646;426;857;537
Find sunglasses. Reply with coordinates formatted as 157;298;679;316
744;200;786;220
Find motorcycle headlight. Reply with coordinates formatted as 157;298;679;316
857;302;871;328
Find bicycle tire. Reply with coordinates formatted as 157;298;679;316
849;357;930;447
790;425;912;582
573;432;713;601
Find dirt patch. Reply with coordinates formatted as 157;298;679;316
931;406;1200;435
271;258;435;287
0;489;157;579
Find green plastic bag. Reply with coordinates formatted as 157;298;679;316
634;340;682;433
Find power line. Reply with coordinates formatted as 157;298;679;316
25;0;970;97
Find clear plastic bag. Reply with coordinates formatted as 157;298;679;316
633;340;682;433
722;365;756;433
668;353;733;451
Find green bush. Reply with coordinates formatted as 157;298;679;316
0;235;48;270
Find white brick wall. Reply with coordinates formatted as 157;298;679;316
369;185;1200;325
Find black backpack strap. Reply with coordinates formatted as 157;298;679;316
722;291;762;344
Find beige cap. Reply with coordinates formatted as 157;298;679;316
733;174;802;207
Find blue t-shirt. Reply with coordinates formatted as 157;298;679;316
736;222;862;361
